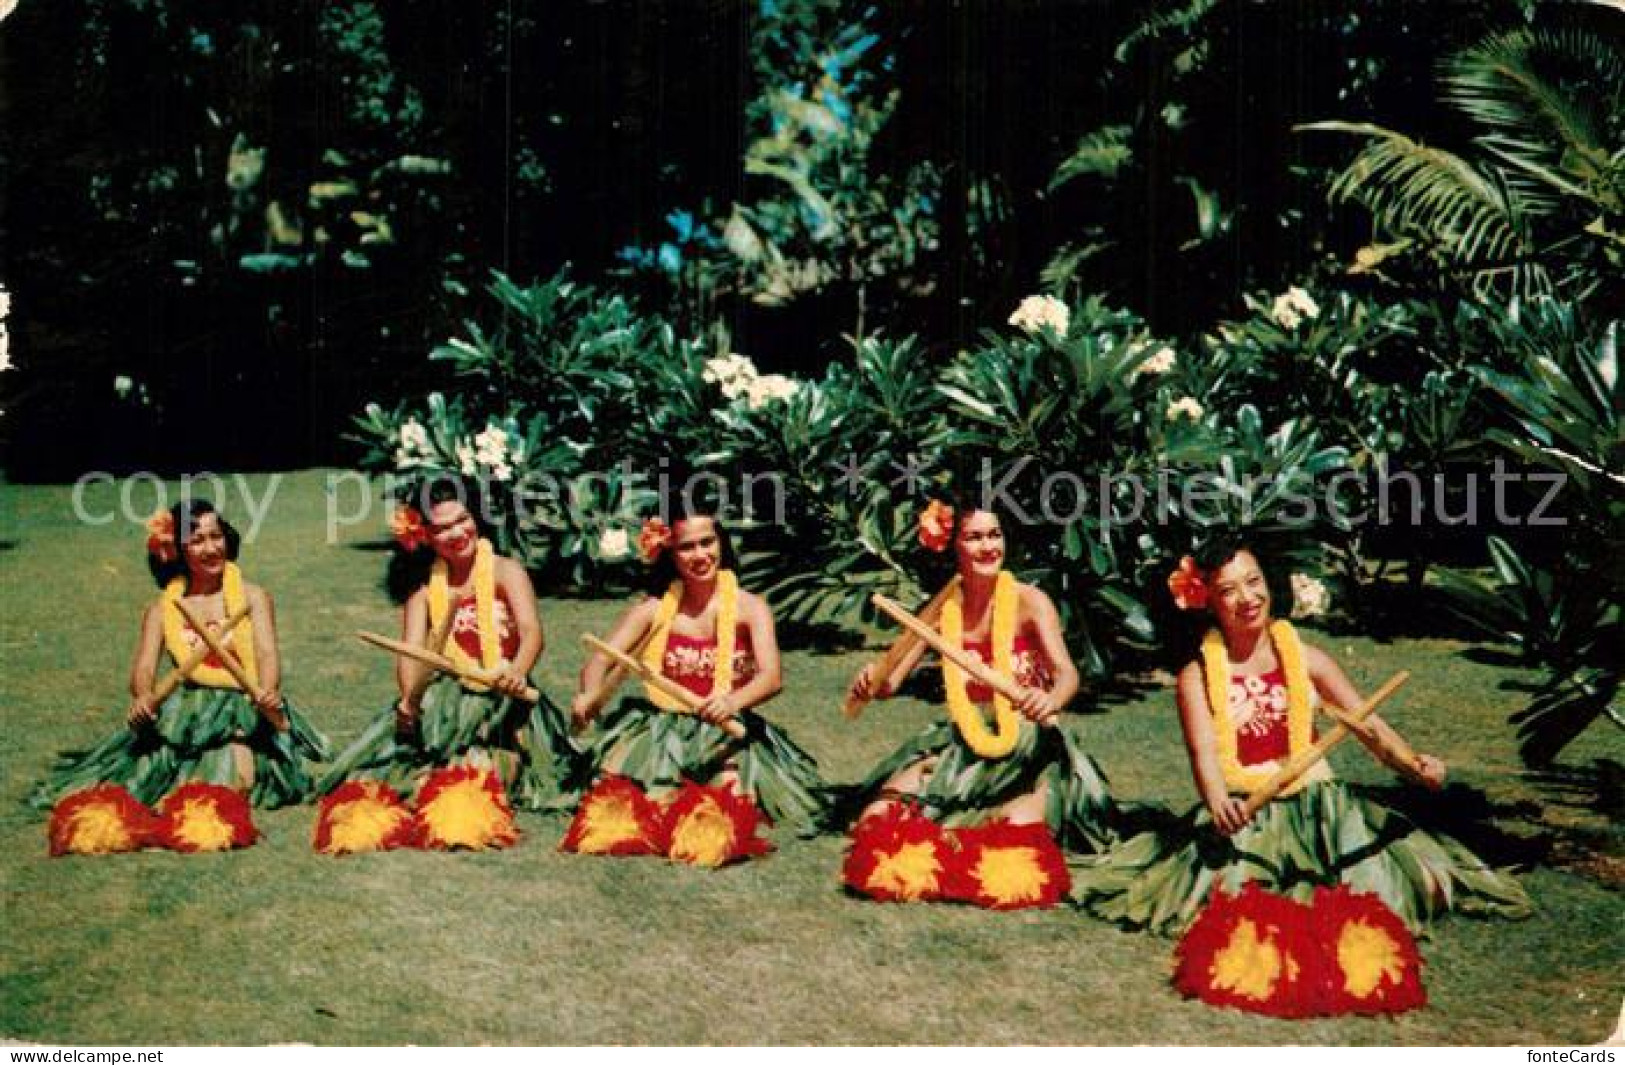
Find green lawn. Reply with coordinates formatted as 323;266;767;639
1;471;1619;1045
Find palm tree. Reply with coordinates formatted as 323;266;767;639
1302;21;1625;308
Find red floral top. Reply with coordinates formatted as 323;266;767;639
450;591;521;662
960;629;1053;703
661;628;759;698
1228;668;1320;766
176;615;235;670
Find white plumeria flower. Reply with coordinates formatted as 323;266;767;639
598;527;631;560
1165;396;1205;422
744;373;801;409
1270;286;1320;330
398;418;431;457
1290;573;1331;619
703;353;758;390
1131;345;1178;378
474;423;510;463
114;375;134;397
1286;285;1320;320
1008;294;1070;337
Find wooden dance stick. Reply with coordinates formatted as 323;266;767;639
576;627;657;719
1240;671;1410;819
356;630;540;704
1324;704;1427;780
149;604;252;704
843;577;960;720
403;606;457;705
580;634;749;741
172;597;288;731
871;594;1049;721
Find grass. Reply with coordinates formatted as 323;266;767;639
1;470;1620;1045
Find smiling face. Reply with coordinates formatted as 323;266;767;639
954;510;1005;580
1208;549;1272;640
182;511;229;581
426;500;479;565
670;515;722;583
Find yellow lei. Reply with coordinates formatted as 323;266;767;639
162;562;258;690
1202;619;1324;796
641;570;739;713
940;570;1022;759
428;538;501;692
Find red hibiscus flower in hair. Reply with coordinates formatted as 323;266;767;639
1168;555;1209;611
145;510;177;563
638;516;672;564
917;500;953;553
391;504;430;552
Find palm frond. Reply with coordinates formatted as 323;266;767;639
1049;125;1135;192
1304;121;1534;269
1441;27;1621;177
1113;0;1223;64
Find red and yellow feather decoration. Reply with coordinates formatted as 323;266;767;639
660;781;772;868
48;784;160;856
561;776;665;856
314;780;419;855
842;804;952;902
1311;885;1426;1015
1173;883;1322;1018
155;781;259;853
943;819;1071;910
414;766;519;851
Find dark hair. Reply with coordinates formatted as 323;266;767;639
644;506;738;595
147;500;241;587
1193;532;1249;577
924;492;1014;580
1166;534;1293;662
385;475;497;604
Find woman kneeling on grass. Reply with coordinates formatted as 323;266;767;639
564;508;829;866
33;499;328;824
317;477;579;832
1071;537;1533;934
840;501;1120;909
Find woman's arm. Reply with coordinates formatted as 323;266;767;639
571;597;658;726
125;600;165;727
246;583;287;726
1016;584;1078;725
699;590;782;724
490;556;544;698
1176;661;1252;835
1305;643;1445;788
847;611;934;703
395;587;431;732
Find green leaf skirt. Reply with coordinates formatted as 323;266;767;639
583;697;831;836
316;676;584;812
849;717;1121;853
31;686;330;811
1070;780;1533;935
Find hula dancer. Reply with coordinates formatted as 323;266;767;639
318;478;577;812
32;500;327;811
840;502;1118;908
1071;539;1532;934
565;509;828;864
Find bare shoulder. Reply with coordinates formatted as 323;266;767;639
493;555;535;587
736;588;775;624
1016;581;1059;621
1299;639;1336;673
628;595;663;624
1175;659;1205;693
243;582;274;610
